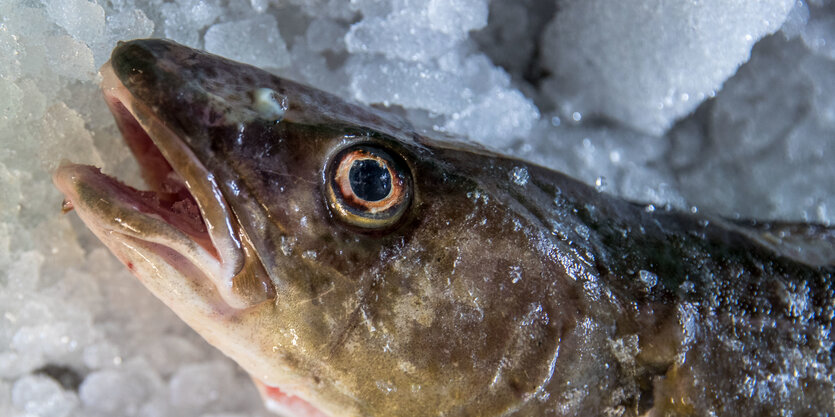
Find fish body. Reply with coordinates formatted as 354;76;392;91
53;40;834;416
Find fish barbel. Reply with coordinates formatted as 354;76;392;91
53;39;833;416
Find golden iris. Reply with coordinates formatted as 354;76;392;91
325;144;412;230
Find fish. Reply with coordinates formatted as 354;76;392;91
53;39;834;417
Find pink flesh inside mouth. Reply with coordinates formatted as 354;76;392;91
102;96;219;260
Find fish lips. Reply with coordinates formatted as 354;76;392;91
53;59;275;313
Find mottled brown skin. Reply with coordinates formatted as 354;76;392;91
107;40;833;416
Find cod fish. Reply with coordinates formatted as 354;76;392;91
54;39;834;417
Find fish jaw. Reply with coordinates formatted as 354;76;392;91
52;59;280;318
52;45;350;416
53;163;234;319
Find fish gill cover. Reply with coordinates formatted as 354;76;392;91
0;0;834;416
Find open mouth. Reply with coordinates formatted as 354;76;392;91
103;98;217;257
53;61;271;311
54;55;326;417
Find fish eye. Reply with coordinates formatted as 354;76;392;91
325;144;412;230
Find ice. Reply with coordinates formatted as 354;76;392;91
540;0;796;135
205;15;290;69
347;55;471;114
426;0;488;35
442;86;539;147
3;0;835;415
345;13;460;61
46;35;96;81
668;33;835;221
81;342;121;370
44;0;106;46
160;0;223;48
798;1;835;59
11;375;79;417
168;361;259;412
346;51;539;144
305;18;348;53
79;361;160;415
104;9;155;56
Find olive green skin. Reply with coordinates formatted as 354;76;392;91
110;40;833;416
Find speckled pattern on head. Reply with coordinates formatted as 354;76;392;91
54;39;834;417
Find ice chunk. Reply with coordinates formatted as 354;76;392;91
169;361;242;412
541;0;795;135
305;18;348;53
44;0;106;45
780;0;811;38
443;86;539;146
347;55;470;114
285;0;356;20
0;351;43;379
79;368;152;414
46;35;96;81
11;375;79;417
37;103;104;170
205;15;290;69
5;250;43;292
0;163;24;223
143;336;205;377
346;0;487;61
346;14;459;61
669;34;835;221
801;10;835;59
161;0;223;47
82;342;122;370
427;0;488;34
283;39;351;97
0;27;24;81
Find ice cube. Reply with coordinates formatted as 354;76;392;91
204;15;290;69
79;368;152;414
427;0;488;34
305;18;348;53
541;0;795;135
11;375;79;417
169;361;237;411
442;86;539;146
46;35;96;81
44;0;106;46
161;0;223;48
346;14;458;61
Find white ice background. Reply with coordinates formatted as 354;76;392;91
1;0;834;416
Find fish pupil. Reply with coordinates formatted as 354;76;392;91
349;159;391;202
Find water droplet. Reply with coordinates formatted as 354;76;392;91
594;176;607;192
279;235;295;256
572;111;582;122
509;166;529;186
509;266;522;284
375;380;396;394
638;270;657;289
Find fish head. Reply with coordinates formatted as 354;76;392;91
55;39;588;416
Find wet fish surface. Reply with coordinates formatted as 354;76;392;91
53;39;834;417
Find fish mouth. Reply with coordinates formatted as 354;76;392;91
53;61;274;313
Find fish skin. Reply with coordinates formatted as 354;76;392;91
57;39;833;416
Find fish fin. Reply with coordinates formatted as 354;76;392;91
251;378;328;417
720;218;835;267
